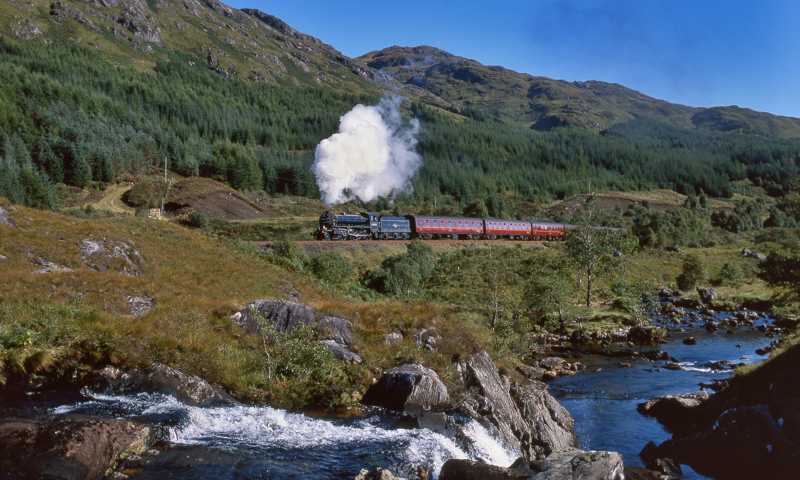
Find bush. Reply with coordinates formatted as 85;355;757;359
365;241;436;296
715;262;744;286
309;252;353;285
676;254;705;291
268;240;308;271
187;211;210;229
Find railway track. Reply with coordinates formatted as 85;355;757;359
254;239;548;248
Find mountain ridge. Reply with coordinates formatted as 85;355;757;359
2;0;798;139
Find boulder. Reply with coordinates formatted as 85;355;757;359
232;299;317;334
362;364;449;413
637;393;708;433
696;287;717;304
79;239;144;276
353;467;404;480
95;364;234;407
627;325;667;345
458;351;577;461
682;336;697;345
316;315;354;346
31;256;73;274
0;205;15;227
320;339;362;363
0;415;163;480
440;449;624;480
127;295;155;318
414;327;441;351
384;331;404;346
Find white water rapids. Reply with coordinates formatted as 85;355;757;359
53;391;518;479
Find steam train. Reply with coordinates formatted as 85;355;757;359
316;211;577;241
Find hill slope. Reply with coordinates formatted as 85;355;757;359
360;46;800;138
0;0;376;92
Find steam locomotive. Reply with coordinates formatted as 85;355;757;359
316;211;577;241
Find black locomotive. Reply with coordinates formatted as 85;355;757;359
317;211;412;240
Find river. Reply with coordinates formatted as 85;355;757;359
550;311;774;479
46;311;774;479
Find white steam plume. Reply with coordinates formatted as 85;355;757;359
313;95;421;205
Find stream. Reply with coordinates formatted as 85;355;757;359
550;311;775;479
45;311;775;479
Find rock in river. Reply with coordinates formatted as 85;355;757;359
362;364;449;413
0;415;164;480
457;351;577;461
439;448;624;480
95;364;234;407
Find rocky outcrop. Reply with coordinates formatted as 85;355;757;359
79;238;145;276
362;364;449;413
696;287;717;304
439;449;624;480
384;331;404;345
127;295;155;317
414;327;441;351
627;325;667;345
115;0;162;44
0;415;163;480
353;467;404;480
31;255;73;273
231;299;360;362
95;364;234;406
637;393;708;434
641;344;800;478
457;351;577;461
0;206;16;227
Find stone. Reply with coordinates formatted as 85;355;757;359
627;325;667;345
384;331;404;346
320;340;362;363
414;327;441;351
79;239;144;276
637;393;708;432
682;336;697;345
361;364;449;413
127;295;155;318
233;299;317;334
353;467;404;480
316;315;354;346
31;256;73;274
0;415;163;480
458;351;577;461
95;364;234;407
440;449;624;480
696;287;717;304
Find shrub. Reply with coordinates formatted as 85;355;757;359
677;254;705;291
187;211;210;229
365;241;436;296
309;252;353;285
715;262;744;286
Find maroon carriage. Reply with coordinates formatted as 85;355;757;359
410;215;484;239
531;222;568;240
484;219;533;239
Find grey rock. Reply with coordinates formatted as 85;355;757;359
637;393;708;432
0;254;8;262
79;239;144;276
127;295;155;318
31;256;73;274
529;449;624;479
696;287;717;304
232;299;317;335
440;450;624;480
353;467;405;480
95;364;234;407
362;364;449;413
458;351;577;461
11;19;43;40
116;0;162;43
320;340;362;364
232;299;354;345
0;415;164;480
0;206;15;227
384;331;404;346
414;327;440;351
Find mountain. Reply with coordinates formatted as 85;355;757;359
359;46;800;139
0;0;376;92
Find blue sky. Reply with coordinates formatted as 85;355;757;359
229;0;800;117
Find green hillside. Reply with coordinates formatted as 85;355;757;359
0;0;799;215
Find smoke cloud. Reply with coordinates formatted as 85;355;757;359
313;95;421;205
